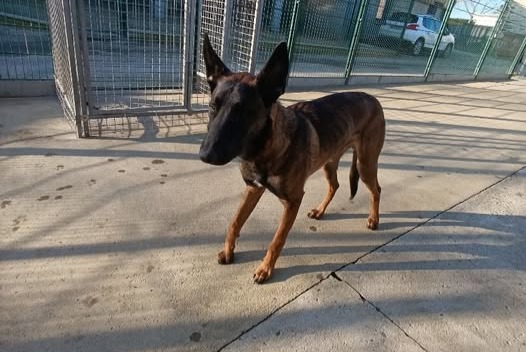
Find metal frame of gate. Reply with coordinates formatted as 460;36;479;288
48;0;262;137
46;0;262;137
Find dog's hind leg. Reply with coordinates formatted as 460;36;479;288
218;185;265;264
357;158;381;230
307;159;340;220
349;150;359;199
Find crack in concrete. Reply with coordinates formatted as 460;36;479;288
339;278;430;352
217;166;525;351
329;165;526;352
216;277;330;352
329;271;342;281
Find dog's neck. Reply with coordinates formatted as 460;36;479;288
243;102;292;165
267;102;293;154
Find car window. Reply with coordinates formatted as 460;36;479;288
423;18;433;30
389;12;418;23
423;18;440;31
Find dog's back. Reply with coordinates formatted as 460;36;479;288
287;92;385;164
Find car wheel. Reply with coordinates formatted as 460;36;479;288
412;38;424;56
441;44;453;58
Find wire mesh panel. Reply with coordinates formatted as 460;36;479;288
352;0;447;76
430;0;506;78
193;0;260;110
47;0;79;130
288;0;357;78
478;0;526;77
256;0;295;71
192;0;226;111
228;0;258;72
82;0;185;113
510;36;526;75
0;0;53;80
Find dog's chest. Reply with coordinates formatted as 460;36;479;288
240;161;283;198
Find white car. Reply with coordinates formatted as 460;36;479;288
378;12;455;57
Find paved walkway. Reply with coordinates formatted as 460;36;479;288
1;79;525;351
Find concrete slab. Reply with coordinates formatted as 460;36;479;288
339;169;526;352
0;79;525;351
222;277;425;352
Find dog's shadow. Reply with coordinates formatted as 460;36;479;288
313;211;421;231
229;251;344;284
228;221;420;284
228;210;526;284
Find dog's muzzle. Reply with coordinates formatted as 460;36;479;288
199;144;231;166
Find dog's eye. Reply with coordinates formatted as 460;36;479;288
209;103;217;112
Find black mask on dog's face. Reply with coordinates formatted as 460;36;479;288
199;34;289;166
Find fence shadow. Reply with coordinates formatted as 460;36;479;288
4;207;524;352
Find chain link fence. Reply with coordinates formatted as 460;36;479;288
1;0;526;135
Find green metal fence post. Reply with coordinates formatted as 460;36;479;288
473;0;511;79
507;36;526;78
287;0;303;64
344;0;369;84
424;0;456;81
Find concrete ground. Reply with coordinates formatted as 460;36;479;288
0;79;525;352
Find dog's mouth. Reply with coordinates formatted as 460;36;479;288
199;153;231;166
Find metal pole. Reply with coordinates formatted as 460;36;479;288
507;36;526;77
62;0;83;137
287;0;302;64
424;0;456;81
182;0;196;112
76;0;94;136
248;0;264;74
69;0;90;137
473;0;511;79
344;0;369;84
221;0;234;66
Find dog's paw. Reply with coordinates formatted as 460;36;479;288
307;208;324;220
218;250;234;264
366;218;379;230
253;262;273;284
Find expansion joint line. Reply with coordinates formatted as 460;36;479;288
335;272;430;352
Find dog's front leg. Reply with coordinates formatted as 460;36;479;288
219;185;265;264
254;194;303;283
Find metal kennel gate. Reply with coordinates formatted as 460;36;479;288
46;0;262;137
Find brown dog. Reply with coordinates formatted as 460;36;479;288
199;34;385;283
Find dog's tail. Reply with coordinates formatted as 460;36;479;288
349;150;359;200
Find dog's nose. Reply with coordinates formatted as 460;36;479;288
199;147;220;164
199;140;213;163
199;150;212;163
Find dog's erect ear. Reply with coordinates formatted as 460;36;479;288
203;33;230;91
256;42;289;107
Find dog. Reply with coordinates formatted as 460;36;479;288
199;34;385;283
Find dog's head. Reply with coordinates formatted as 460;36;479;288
199;34;289;166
